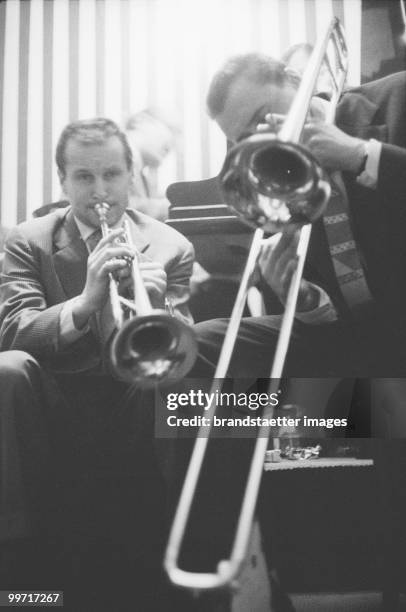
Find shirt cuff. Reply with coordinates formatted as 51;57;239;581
295;283;338;325
356;139;382;189
59;297;90;346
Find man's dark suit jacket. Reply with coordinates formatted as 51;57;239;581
307;71;406;321
303;72;406;371
0;206;194;373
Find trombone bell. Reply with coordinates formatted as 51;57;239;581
220;134;331;234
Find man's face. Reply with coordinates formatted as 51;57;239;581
59;135;132;228
215;74;297;143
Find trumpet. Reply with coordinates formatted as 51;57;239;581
165;17;348;591
94;202;197;387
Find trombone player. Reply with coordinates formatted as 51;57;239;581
167;52;406;611
194;54;406;380
0;118;194;609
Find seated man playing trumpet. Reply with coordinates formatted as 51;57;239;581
0;118;194;609
194;54;406;379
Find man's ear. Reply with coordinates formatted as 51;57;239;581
128;168;136;195
58;169;66;193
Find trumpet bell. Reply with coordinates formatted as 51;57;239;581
110;311;198;387
220;133;331;234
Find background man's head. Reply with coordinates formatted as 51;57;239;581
282;42;333;99
206;53;300;143
56;118;133;228
281;43;313;76
125;109;175;169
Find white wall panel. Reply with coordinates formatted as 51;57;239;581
26;0;44;217
315;0;334;37
343;0;362;85
288;0;306;46
52;0;69;199
1;1;20;227
104;0;122;122
0;0;362;226
259;0;281;57
78;0;97;119
128;0;148;114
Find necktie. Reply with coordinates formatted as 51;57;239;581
86;228;102;252
85;228;113;352
86;226;129;346
323;173;372;315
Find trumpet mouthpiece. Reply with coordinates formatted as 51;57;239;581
95;201;110;214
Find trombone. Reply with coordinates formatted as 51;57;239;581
165;16;348;591
94;202;197;387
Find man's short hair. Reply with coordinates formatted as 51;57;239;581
56;118;133;178
206;53;300;119
125;107;178;133
281;42;313;66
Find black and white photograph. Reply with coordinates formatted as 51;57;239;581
1;0;406;610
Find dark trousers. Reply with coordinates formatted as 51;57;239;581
374;441;406;608
0;350;170;611
188;316;406;605
192;315;405;378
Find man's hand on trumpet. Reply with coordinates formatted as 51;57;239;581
72;228;133;329
72;228;167;329
258;230;320;312
135;260;167;308
109;254;167;308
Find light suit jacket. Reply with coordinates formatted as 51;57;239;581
0;207;194;373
